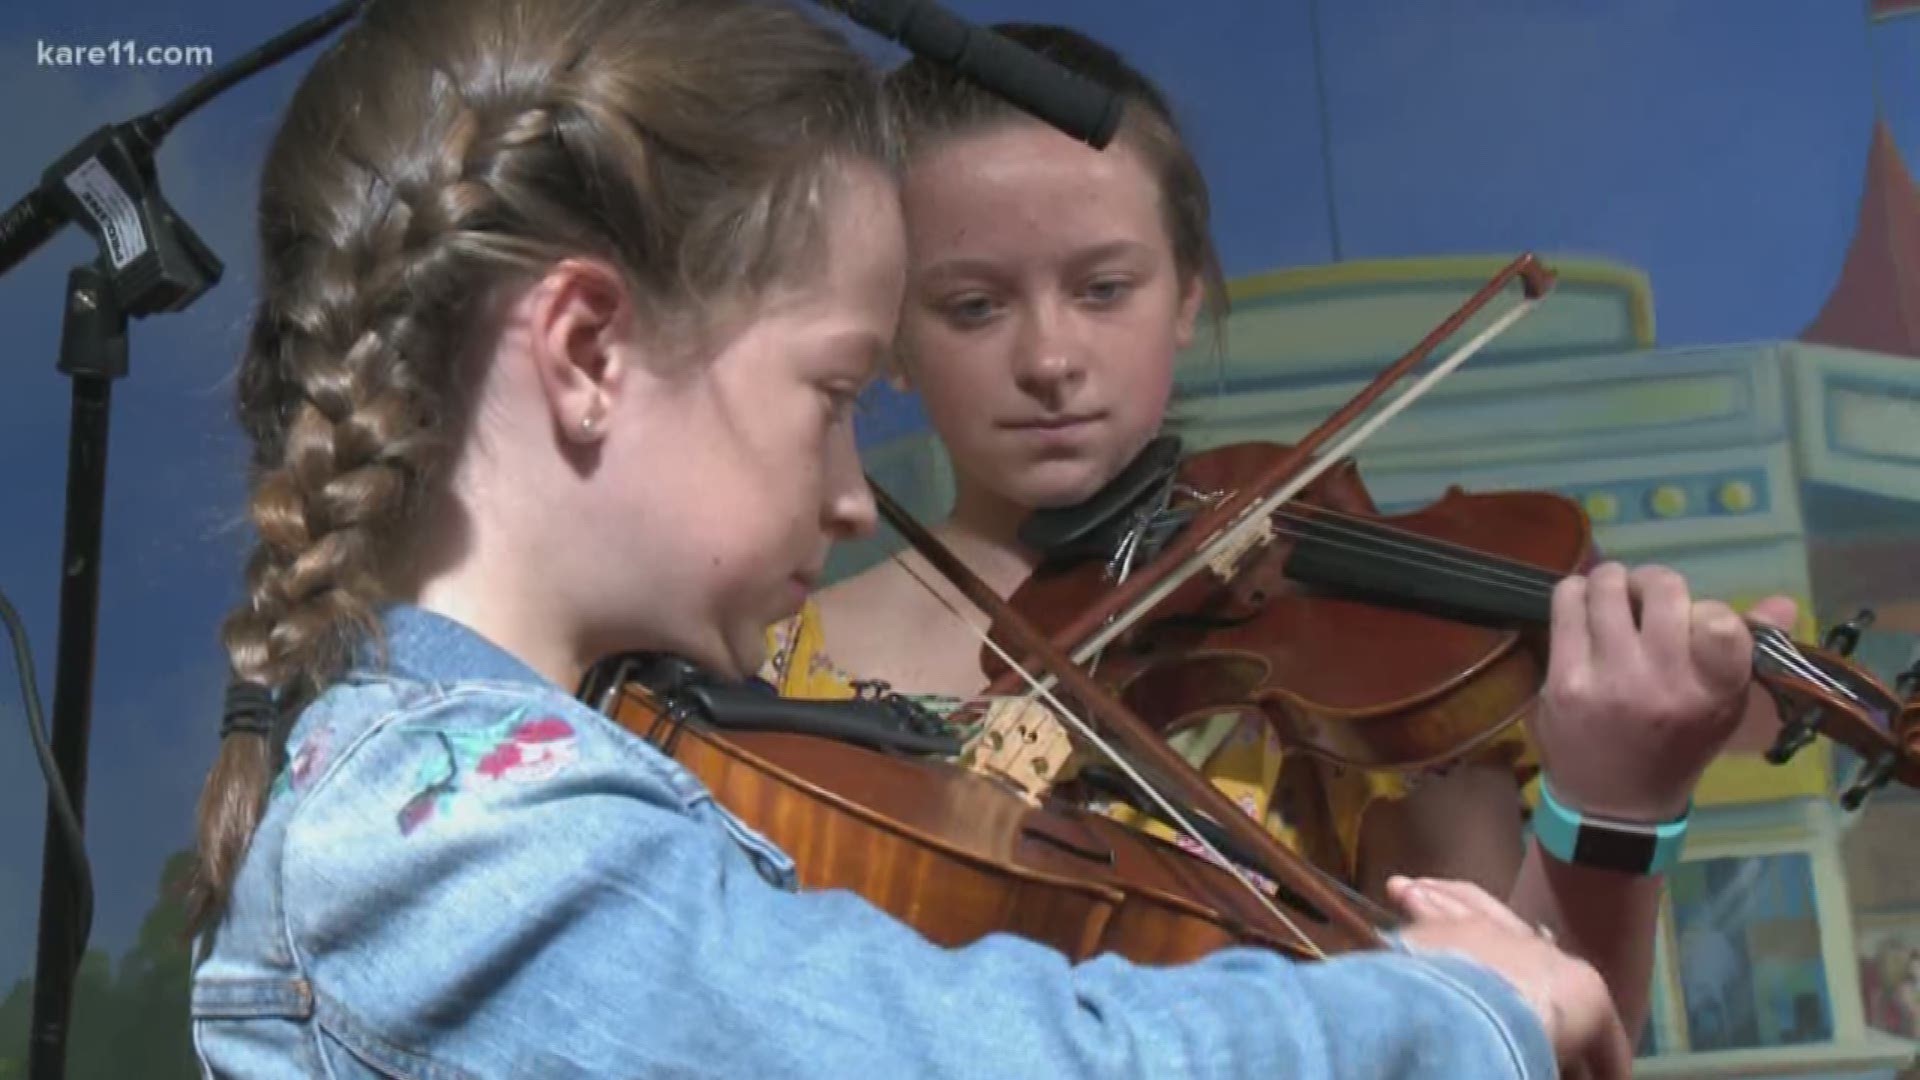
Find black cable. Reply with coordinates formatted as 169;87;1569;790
0;589;91;964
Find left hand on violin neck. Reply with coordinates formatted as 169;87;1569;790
1530;562;1799;824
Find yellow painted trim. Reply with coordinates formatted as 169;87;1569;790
1654;889;1691;1052
1223;255;1658;347
1694;744;1833;805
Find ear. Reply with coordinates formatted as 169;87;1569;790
1172;273;1205;351
522;258;638;444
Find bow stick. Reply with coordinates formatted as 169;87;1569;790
866;253;1558;956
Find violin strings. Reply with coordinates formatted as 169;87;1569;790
886;550;1366;959
1230;506;1857;703
1240;509;1869;709
1754;628;1872;712
1269;507;1563;597
1279;501;1564;583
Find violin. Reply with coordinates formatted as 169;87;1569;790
578;652;1378;963
964;284;1920;813
989;436;1594;772
986;434;1920;809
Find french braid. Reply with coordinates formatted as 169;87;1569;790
191;0;897;930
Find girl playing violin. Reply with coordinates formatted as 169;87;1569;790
187;0;1634;1075
766;22;1799;1038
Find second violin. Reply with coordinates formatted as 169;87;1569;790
991;435;1594;772
984;440;1920;810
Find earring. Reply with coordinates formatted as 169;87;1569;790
580;414;597;435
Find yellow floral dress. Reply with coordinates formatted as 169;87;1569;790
762;599;1539;882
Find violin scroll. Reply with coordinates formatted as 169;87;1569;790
1753;611;1920;811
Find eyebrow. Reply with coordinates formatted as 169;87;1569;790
918;239;1155;285
1064;239;1154;271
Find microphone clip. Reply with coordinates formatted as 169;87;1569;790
29;120;223;319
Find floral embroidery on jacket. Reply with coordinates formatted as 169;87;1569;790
397;706;580;835
271;723;336;800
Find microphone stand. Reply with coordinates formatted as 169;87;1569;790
0;6;365;1078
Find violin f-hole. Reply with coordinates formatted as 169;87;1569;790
1020;816;1117;866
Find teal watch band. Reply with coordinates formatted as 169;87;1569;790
1531;780;1689;875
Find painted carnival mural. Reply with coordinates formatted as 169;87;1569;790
0;0;1916;1075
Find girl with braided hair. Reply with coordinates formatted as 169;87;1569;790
773;19;1801;1046
189;1;1634;1075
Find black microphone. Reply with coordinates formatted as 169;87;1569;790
0;190;63;277
827;0;1124;148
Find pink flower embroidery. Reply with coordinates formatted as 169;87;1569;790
288;725;333;791
395;708;582;836
476;717;579;782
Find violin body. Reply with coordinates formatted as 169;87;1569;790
993;441;1595;771
581;656;1374;966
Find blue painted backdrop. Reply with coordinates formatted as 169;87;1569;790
0;0;1909;1067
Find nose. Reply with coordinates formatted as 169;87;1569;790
1011;300;1086;405
823;423;877;541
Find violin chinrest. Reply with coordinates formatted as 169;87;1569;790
1020;434;1185;565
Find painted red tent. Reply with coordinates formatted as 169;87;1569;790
1799;118;1920;359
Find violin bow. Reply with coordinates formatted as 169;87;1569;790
871;482;1380;955
982;253;1557;700
865;254;1557;957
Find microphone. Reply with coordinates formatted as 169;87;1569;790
0;190;63;278
826;0;1124;149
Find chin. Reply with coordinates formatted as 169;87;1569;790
1006;461;1113;510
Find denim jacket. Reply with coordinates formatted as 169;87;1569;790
191;605;1556;1078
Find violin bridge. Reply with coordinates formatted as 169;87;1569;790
1206;516;1275;581
959;697;1086;802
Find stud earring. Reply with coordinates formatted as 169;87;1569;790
580;414;597;435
